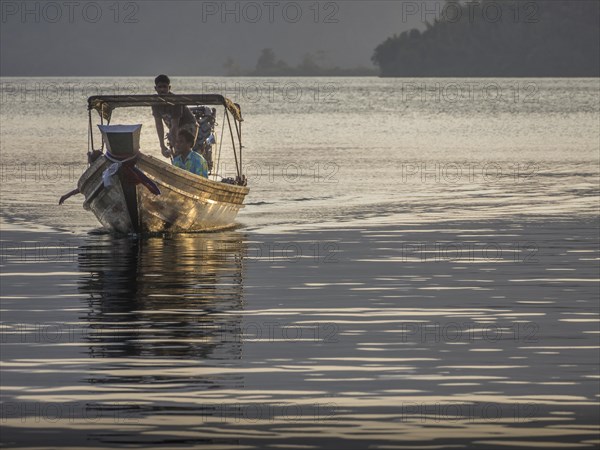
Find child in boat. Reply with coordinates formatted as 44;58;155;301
172;130;209;178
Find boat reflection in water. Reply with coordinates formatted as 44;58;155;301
76;231;247;446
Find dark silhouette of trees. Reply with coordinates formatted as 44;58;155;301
223;57;242;77
372;0;600;77
254;49;290;75
248;48;377;76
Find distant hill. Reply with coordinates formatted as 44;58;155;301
224;49;378;77
372;0;600;77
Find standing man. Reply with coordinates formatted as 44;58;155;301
152;74;199;158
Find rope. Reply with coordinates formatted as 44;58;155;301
104;150;139;164
102;151;139;188
100;114;105;151
225;110;241;179
88;110;95;151
234;119;243;178
214;108;226;181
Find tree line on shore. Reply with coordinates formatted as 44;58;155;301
224;1;599;77
372;0;599;77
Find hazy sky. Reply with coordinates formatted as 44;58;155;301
0;1;431;76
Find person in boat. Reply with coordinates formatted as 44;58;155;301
152;74;199;158
172;129;209;178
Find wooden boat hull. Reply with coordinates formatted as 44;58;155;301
78;154;249;234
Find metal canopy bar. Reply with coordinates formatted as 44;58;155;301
88;94;243;122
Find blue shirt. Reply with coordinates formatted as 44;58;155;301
172;151;208;178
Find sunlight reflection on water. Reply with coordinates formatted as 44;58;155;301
1;219;598;448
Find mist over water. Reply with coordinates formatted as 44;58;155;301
1;77;599;448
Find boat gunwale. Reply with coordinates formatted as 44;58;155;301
138;154;249;196
78;153;249;209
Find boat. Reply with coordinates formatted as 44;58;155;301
64;94;249;234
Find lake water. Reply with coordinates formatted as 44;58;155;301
1;77;599;449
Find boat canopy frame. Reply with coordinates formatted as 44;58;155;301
87;94;245;184
88;94;242;122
